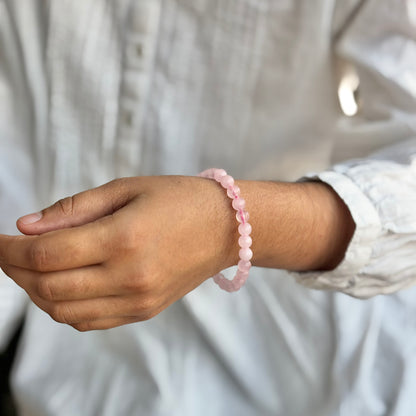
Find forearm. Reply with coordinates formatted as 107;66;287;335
230;180;356;272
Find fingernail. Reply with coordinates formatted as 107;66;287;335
19;212;43;225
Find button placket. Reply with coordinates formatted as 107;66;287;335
116;0;161;176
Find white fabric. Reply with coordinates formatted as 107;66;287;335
1;0;416;414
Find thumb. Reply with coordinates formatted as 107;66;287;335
17;179;133;235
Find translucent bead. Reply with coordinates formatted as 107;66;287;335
232;197;246;211
236;269;249;279
227;185;240;199
198;168;214;178
238;223;252;235
207;168;216;179
238;260;252;272
231;281;240;291
232;279;244;291
236;210;249;223
217;278;227;290
227;281;236;292
238;235;252;248
214;169;227;181
213;273;222;284
232;270;249;290
217;277;234;292
239;247;253;261
220;175;234;189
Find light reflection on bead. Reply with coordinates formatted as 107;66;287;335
238;223;252;235
227;185;240;199
238;235;252;248
236;269;249;279
239;247;253;261
238;260;252;272
236;210;249;223
232;197;245;211
220;175;234;189
214;169;227;181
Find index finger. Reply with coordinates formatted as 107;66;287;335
0;216;116;272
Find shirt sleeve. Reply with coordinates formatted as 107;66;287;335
292;0;416;298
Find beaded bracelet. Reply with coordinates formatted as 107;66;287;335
198;168;253;292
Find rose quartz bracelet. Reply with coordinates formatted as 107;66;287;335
198;168;253;292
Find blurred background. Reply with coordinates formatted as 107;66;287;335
0;322;23;416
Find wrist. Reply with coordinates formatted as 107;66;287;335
235;179;355;271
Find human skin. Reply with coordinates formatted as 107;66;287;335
0;176;355;331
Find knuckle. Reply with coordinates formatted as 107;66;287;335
123;267;155;293
28;241;49;271
49;303;75;324
125;273;148;292
132;295;158;318
55;196;75;217
121;275;140;292
106;178;131;210
37;276;55;301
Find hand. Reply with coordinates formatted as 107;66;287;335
0;176;239;331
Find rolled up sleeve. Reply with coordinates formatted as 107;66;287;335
293;0;416;298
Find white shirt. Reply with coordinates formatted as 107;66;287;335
1;0;416;415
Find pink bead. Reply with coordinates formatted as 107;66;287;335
227;185;240;199
238;223;252;235
218;277;234;292
234;274;247;285
220;175;234;189
232;278;246;290
208;169;216;179
232;197;246;211
238;260;252;272
239;247;253;261
217;278;227;290
233;270;249;289
214;169;227;181
213;273;222;284
236;269;249;279
198;168;214;178
236;210;249;223
238;235;252;248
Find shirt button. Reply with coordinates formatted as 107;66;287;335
135;43;143;58
125;40;147;70
121;108;134;127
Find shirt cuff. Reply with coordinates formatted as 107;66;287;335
291;170;382;298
